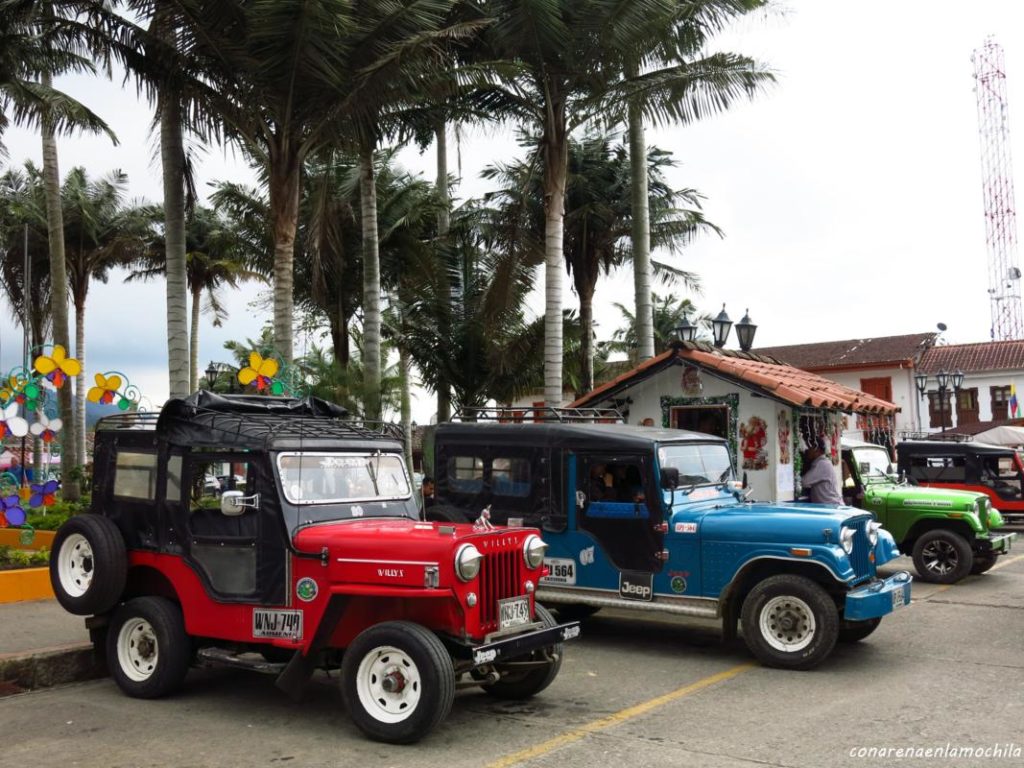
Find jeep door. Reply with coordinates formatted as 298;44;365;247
575;453;663;574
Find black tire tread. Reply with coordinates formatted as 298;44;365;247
483;604;563;700
838;616;882;643
970;552;999;575
911;529;973;584
49;514;127;616
740;574;839;670
424;505;469;524
106;597;190;699
341;621;455;744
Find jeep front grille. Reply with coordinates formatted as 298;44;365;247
478;537;524;631
850;523;873;579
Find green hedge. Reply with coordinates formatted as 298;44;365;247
0;545;49;570
24;497;90;531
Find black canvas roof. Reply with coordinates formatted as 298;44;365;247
437;421;724;451
897;440;1013;456
98;391;404;452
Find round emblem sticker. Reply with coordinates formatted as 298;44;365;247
296;577;318;602
670;575;687;594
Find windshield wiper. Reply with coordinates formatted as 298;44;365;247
367;452;382;496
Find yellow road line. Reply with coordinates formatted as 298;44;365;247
989;552;1024;572
485;662;756;768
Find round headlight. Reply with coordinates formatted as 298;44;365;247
867;521;881;547
455;544;482;582
523;535;548;569
972;500;980;514
840;526;856;554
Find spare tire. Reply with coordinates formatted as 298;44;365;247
424;505;470;524
50;514;127;616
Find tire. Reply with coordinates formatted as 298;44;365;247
341;622;455;744
483;604;563;700
50;514;127;616
912;530;973;584
551;603;601;622
740;574;839;670
970;552;999;575
838;616;882;643
424;505;469;524
106;597;191;699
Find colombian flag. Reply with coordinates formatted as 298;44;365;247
1011;384;1020;418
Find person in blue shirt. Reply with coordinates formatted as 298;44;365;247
8;455;33;485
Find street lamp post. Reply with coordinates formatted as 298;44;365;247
205;361;219;390
915;369;965;434
711;304;733;348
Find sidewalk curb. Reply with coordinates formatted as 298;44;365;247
0;643;107;694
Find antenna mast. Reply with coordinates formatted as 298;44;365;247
973;36;1024;341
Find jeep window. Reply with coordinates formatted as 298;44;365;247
492;457;531;497
114;451;159;500
908;455;966;482
979;455;1023;498
851;446;895;480
448;456;484;493
166;455;182;503
276;453;411;505
657;443;733;486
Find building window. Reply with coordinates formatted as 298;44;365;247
927;391;952;428
991;386;1011;420
670;405;729;439
956;387;979;426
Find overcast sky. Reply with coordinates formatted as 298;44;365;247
3;0;1024;421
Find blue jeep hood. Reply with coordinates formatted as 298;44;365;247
694;501;872;544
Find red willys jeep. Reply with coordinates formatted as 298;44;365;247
49;392;578;743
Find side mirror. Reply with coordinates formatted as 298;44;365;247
660;467;680;490
221;490;258;516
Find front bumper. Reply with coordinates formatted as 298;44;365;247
447;621;581;667
979;532;1016;554
843;570;912;621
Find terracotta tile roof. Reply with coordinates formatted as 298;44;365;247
918;340;1024;374
754;333;937;371
571;343;898;414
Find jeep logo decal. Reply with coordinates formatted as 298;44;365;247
619;571;654;602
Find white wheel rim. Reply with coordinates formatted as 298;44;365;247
760;595;817;652
58;533;94;598
355;645;422;724
117;618;159;682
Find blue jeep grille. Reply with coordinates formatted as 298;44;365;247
850;522;874;581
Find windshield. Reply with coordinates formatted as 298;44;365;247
852;446;896;480
276;452;411;505
658;443;734;486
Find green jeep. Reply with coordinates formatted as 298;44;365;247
842;440;1015;584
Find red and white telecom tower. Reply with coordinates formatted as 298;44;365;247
973;37;1024;341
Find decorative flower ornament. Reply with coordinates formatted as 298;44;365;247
33;345;82;388
0;494;26;527
0;402;29;439
87;372;122;405
30;412;62;444
29;479;59;509
238;352;284;394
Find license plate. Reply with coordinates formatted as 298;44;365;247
542;558;576;585
891;584;908;611
498;596;531;630
253;609;303;640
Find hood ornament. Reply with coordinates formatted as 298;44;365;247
473;505;495;531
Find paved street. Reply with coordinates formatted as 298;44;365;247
2;552;1022;768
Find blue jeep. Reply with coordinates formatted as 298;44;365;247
429;414;912;670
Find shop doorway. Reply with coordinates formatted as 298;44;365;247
671;405;729;439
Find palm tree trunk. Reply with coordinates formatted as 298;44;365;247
399;349;413;475
359;143;382;421
190;284;202;392
268;149;301;365
435;118;451;423
75;297;86;473
160;94;191;399
41;72;79;500
628;89;655;362
579;282;595;395
543;118;569;409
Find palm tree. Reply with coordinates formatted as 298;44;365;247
2;1;121;499
485;132;716;392
613;0;773;360
62;167;154;462
608;292;711;363
469;0;771;405
126;205;265;392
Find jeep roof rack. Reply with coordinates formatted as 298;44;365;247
456;406;624;423
97;392;404;449
898;431;974;442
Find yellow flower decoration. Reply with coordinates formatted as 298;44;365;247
238;352;281;393
87;372;123;405
33;345;82;388
0;375;20;404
